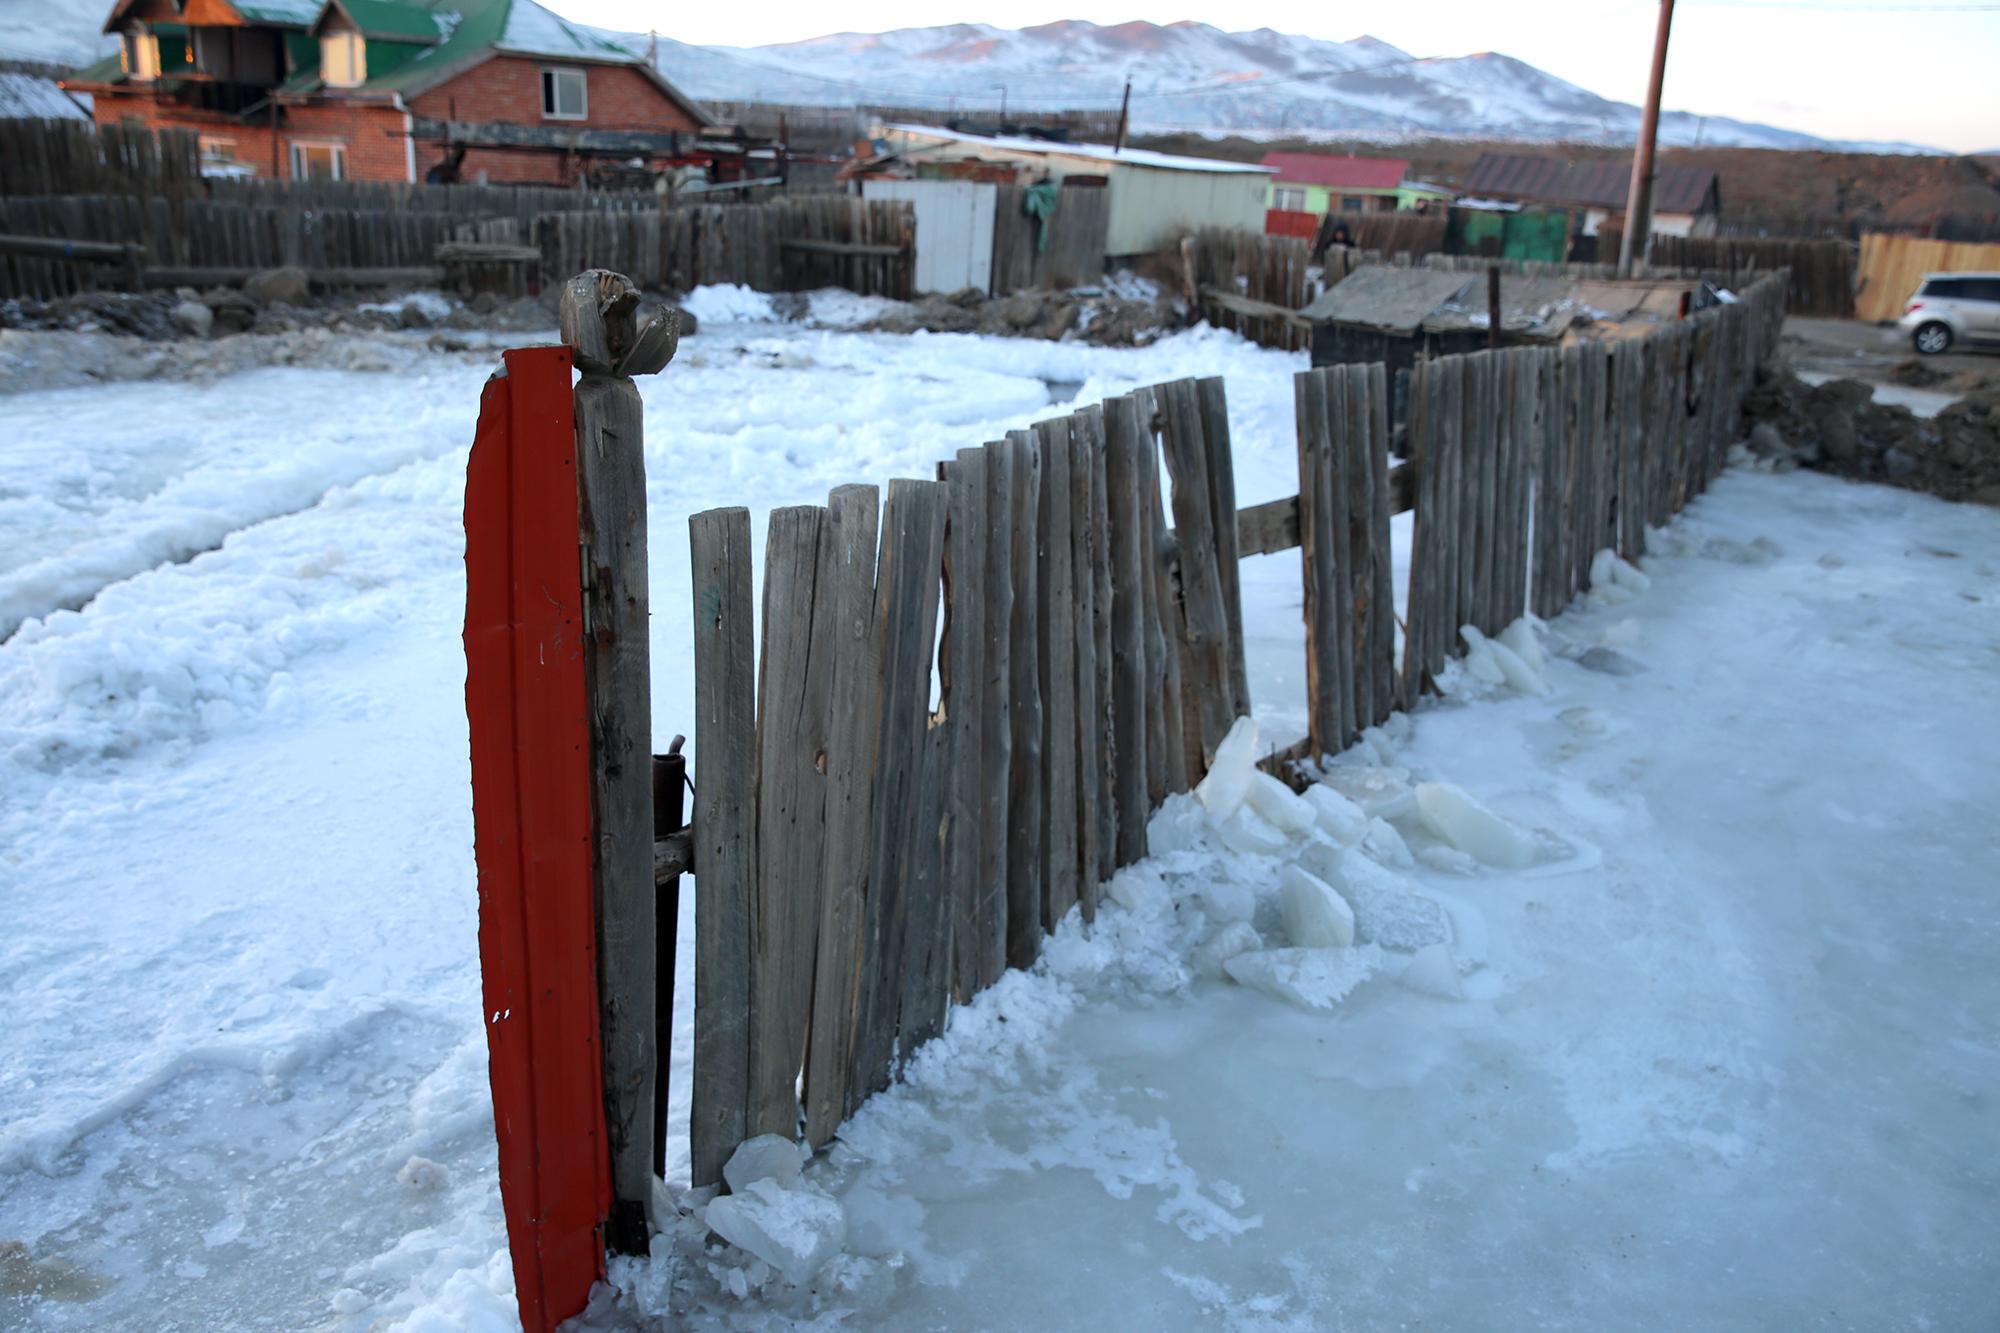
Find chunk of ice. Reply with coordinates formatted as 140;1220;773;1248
1302;784;1368;845
1245;771;1315;836
1106;863;1170;914
1362;816;1413;868
1192;715;1260;820
1196;875;1257;924
1319;766;1414;821
1497;618;1545;672
1414;782;1536;869
1279;863;1355;948
1463;625;1547;695
1416;844;1480;876
705;1177;846;1286
723;1134;805;1195
1192;920;1263;977
1223;945;1382;1011
1213;805;1288;857
1324;848;1453;951
1146;796;1207;854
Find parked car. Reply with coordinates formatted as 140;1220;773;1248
1898;273;2000;354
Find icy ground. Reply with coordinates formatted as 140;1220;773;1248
4;291;1998;1329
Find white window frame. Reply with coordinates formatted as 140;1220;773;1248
1272;187;1306;212
289;140;348;182
541;66;587;121
123;29;161;82
321;31;366;87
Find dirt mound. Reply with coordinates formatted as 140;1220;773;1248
864;287;1179;346
1741;369;2000;505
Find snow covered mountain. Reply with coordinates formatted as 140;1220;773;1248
677;20;1910;152
0;4;1924;153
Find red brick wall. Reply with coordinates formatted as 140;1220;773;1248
410;56;703;186
93;92;411;181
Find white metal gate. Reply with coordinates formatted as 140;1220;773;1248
862;180;997;296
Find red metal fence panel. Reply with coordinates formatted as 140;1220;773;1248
464;344;609;1333
1265;208;1319;240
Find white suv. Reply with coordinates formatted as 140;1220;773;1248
1898;272;2000;354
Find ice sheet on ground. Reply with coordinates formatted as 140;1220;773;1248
1224;945;1385;1011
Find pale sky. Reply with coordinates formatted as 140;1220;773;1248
545;0;2000;153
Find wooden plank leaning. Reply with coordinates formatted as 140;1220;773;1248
1157;379;1234;777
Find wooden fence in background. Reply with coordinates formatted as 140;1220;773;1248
1183;228;1368;352
989;183;1111;293
0;190;915;302
1853;232;2000;323
0;118;201;198
1349;211;1449;259
1602;228;1855;318
678;270;1787;1188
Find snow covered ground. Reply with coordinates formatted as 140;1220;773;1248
3;293;1996;1330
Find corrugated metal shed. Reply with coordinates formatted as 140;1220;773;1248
881;123;1273;255
1461;153;1719;217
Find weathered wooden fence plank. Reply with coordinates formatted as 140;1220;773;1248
1365;361;1400;723
688;505;756;1188
976;447;1013;991
750;506;833;1142
1005;433;1046;968
1104;395;1151;866
1295;368;1340;757
852;479;947;1106
1157;379;1235;776
803;484;880;1150
945;450;987;1002
1035;417;1081;932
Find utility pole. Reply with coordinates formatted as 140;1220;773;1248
1617;0;1675;277
1114;79;1131;153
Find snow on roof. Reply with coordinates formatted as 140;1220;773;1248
0;71;89;120
885;124;1274;175
496;0;632;61
1258;151;1407;190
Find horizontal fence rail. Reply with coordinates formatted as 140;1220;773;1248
681;270;1789;1183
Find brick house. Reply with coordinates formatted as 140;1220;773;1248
69;0;713;185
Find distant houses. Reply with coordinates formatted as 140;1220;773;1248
68;0;712;184
1259;152;1450;216
1459;151;1720;237
872;124;1274;257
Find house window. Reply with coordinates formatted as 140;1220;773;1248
541;67;587;120
1273;187;1306;212
321;31;365;87
290;141;347;181
122;29;160;81
1341;196;1363;213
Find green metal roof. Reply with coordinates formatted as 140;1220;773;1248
312;0;444;42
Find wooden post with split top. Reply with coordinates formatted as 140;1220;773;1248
464;269;680;1332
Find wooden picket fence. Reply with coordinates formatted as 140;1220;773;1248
0;119;201;198
1604;228;1855;318
538;195;915;299
679;272;1788;1188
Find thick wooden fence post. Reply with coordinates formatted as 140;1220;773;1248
465;345;609;1333
558;271;679;1252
